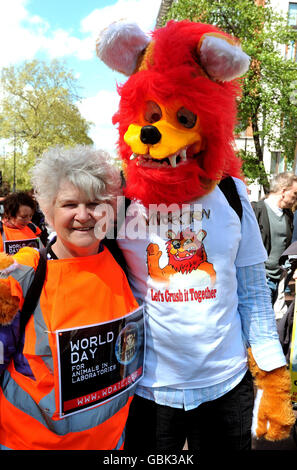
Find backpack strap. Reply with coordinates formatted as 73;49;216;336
27;222;37;234
102;197;132;276
19;247;47;333
0;220;6;243
218;176;242;221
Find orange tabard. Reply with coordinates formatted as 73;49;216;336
0;246;140;450
0;224;41;252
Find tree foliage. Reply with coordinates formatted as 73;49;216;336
165;0;297;187
0;59;93;189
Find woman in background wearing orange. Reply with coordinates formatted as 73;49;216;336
0;192;42;253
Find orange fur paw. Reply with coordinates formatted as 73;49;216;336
0;281;20;325
248;348;295;441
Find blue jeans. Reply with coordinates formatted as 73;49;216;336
267;278;279;305
124;371;254;452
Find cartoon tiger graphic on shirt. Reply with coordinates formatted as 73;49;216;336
146;228;216;286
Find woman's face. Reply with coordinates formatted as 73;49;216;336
51;181;108;258
9;205;33;229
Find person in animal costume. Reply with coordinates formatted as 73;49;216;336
95;19;295;452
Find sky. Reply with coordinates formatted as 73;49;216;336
0;0;163;156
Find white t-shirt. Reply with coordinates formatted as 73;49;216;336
117;178;267;388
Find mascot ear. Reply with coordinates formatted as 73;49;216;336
198;33;250;82
96;21;151;76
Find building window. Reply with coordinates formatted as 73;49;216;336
270;151;285;174
289;3;297;28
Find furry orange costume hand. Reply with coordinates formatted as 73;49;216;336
0;252;20;325
248;349;295;440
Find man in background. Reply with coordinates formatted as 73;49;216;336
252;172;297;305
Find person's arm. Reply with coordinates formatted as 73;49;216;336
237;262;295;440
0;312;21;375
0;255;23;374
0;250;40;376
237;262;286;370
0;251;36;329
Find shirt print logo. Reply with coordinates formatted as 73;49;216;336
146;228;216;286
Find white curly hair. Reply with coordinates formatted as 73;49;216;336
31;145;122;223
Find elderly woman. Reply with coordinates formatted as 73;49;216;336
0;191;43;253
0;145;142;450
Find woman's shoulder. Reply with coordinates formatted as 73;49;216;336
26;223;42;237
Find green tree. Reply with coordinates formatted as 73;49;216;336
0;59;93;190
165;0;297;190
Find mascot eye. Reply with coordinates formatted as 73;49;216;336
144;101;162;123
172;240;181;249
177;107;197;128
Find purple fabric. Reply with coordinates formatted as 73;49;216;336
0;311;35;379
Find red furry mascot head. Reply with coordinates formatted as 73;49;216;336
96;20;250;207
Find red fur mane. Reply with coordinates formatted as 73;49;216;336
113;21;243;206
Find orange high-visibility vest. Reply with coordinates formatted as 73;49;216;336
0;246;139;450
0;223;41;251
